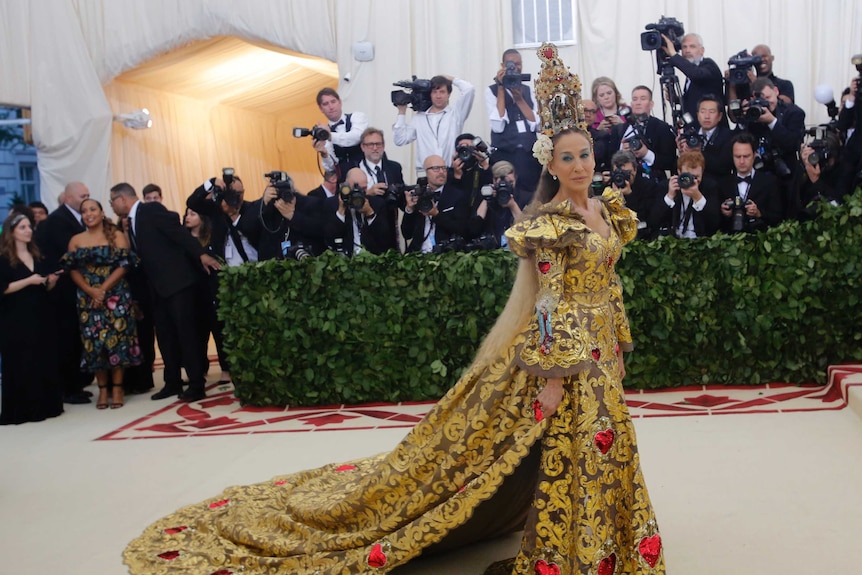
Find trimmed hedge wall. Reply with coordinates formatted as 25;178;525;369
219;191;862;407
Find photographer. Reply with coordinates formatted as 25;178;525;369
797;131;845;220
311;88;368;182
610;86;678;178
467;160;523;248
257;173;327;261
485;48;542;194
393;75;475;170
676;94;734;180
583;99;614;173
837;72;861;196
662;32;725;122
649;150;721;238
355;127;404;250
187;171;263;266
401;155;469;253
448;133;493;201
323;167;395;255
719;133;781;234
605;150;661;239
751;45;795;104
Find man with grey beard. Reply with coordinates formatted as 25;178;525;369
662;32;725;125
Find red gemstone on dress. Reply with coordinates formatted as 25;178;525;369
638;534;662;567
157;550;180;561
335;464;357;472
594;429;615;454
538;261;551;274
607;255;614;267
614;343;620;355
598;553;617;575
532;399;544;422
210;570;233;575
592;348;601;361
208;498;230;509
534;559;561;575
367;543;387;568
542;47;554;60
163;526;187;535
274;480;287;485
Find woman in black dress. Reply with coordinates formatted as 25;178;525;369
0;212;64;425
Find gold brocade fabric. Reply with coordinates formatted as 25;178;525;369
124;188;664;575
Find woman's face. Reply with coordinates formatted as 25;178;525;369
12;217;33;243
80;200;103;229
185;209;201;229
548;132;595;195
596;84;617;109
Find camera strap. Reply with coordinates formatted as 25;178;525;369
227;223;249;263
679;197;695;235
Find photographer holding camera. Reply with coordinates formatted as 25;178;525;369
401;155;470;253
393;75;475;170
323;167;395;256
355;128;404;249
797;129;845;220
610;86;678;179
661;32;725;123
306;88;368;182
449;133;493;202
187;170;263;266
676;94;734;180
467;160;523;248
485;48;542;195
649;150;721;238
256;172;327;260
719;133;781;234
605;150;660;239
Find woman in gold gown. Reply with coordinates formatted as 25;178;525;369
124;44;664;575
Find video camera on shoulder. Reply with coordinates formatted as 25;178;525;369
501;60;531;88
292;126;330;141
212;167;242;207
727;50;762;85
338;182;367;211
264;170;296;202
391;76;433;112
640;16;684;54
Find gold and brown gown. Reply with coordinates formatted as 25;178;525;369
124;188;665;575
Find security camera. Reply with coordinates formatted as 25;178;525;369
343;73;352;82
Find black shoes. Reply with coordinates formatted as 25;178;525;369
63;391;92;405
151;387;181;401
179;388;206;402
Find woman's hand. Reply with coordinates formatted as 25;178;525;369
537;378;564;417
617;349;627;381
88;285;106;307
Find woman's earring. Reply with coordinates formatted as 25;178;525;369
552;175;558;181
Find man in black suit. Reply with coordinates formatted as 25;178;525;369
649;150;721;238
610;86;678;180
676;94;734;180
257;174;327;260
662;32;725;123
719;133;781;234
323;168;395;255
354;128;404;249
109;182;221;402
606;150;661;239
401;155;470;253
35;181;92;404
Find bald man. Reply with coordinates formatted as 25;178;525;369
752;44;795;104
323;167;395;255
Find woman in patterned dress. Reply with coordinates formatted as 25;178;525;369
62;199;141;409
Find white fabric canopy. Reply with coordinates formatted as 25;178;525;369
0;0;860;213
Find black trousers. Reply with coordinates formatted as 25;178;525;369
153;285;207;393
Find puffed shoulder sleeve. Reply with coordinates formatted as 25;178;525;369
59;250;79;270
600;186;639;246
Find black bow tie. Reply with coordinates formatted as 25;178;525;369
737;175;752;184
329;120;344;131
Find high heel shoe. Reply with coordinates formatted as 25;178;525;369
110;383;125;409
96;385;109;410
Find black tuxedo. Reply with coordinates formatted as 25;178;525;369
611;116;678;176
698;125;735;180
719;171;781;233
355;156;405;249
187;185;263;263
35;204;90;394
649;175;722;238
131;200;208;395
258;193;327;259
668;55;725;122
401;184;469;253
323;194;395;255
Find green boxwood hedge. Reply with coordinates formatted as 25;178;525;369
219;191;862;407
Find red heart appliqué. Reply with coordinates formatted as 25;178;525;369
208;498;230;509
598;553;617;575
157;550;180;561
163;526;187;535
534;559;561;575
542;47;555;60
591;348;601;361
533;399;544;422
594;428;615;454
538;261;551;274
367;543;387;568
335;464;357;472
638;534;662;567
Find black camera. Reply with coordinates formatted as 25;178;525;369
805;126;838;168
283;242;312;261
456;144;476;168
617;105;633;123
384;182;417;207
678;172;696;189
464;234;499;251
641;16;684;53
391;76;433;112
501;60;531;88
413;177;438;213
264;170;296;202
212;167;242;207
681;124;704;149
744;97;770;120
590;174;606;196
723;196;751;233
482;179;514;208
754;138;792;177
727;50;763;85
610;168;632;188
431;236;465;254
293;126;330;141
624;134;644;152
338;182;367;211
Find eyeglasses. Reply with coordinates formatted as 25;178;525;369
362;141;384;148
583;108;598;113
426;166;447;172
